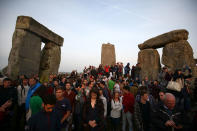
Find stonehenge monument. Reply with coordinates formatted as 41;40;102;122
7;16;64;81
138;49;161;81
101;43;116;66
4;16;196;82
138;29;196;80
138;29;188;50
162;40;195;71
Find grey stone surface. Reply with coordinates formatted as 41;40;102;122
138;49;161;81
7;16;64;80
16;16;64;46
162;40;195;72
192;66;197;78
101;43;116;66
194;59;197;65
7;29;41;79
138;29;188;50
39;42;61;82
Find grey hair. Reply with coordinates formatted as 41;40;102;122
164;93;176;102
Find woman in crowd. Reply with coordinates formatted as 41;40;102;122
83;89;104;131
110;91;122;131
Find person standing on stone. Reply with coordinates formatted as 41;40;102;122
124;63;130;77
119;63;124;77
114;63;119;79
131;65;136;80
122;85;135;131
104;65;110;77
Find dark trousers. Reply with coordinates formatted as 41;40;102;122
16;104;26;131
111;117;121;131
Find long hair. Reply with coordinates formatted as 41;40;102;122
88;88;100;101
84;88;103;113
83;88;104;128
112;91;120;101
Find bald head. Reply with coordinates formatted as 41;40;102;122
165;93;175;101
164;93;176;110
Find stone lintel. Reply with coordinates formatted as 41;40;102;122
15;16;64;46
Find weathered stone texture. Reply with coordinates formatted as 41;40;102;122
7;29;41;79
7;16;64;80
101;43;116;66
39;42;61;82
138;49;161;81
192;66;197;78
16;16;64;46
138;29;188;50
162;40;195;72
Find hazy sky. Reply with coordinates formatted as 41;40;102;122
0;0;196;72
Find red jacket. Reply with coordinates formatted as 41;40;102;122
123;92;135;113
104;66;110;73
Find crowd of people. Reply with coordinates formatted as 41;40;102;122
0;62;197;131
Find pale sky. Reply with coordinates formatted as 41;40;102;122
0;0;197;72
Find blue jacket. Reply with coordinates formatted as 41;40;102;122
25;82;41;111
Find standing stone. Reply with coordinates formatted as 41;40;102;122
7;16;64;80
162;40;195;72
101;43;116;66
192;66;197;78
138;29;188;50
194;59;197;65
7;29;41;80
138;49;161;81
39;42;61;82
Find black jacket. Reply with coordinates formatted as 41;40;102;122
0;86;17;109
152;105;191;131
83;99;104;131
